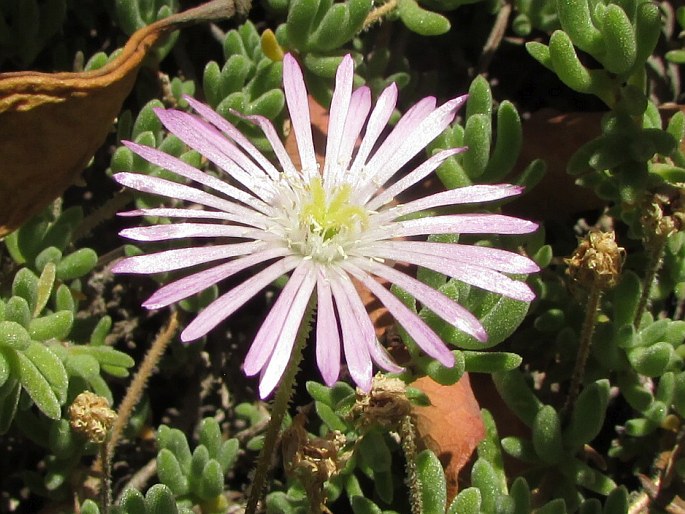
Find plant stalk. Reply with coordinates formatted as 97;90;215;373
564;282;603;415
634;237;668;329
400;415;422;514
245;300;315;514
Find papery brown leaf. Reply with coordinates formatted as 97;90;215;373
0;0;248;238
412;374;485;502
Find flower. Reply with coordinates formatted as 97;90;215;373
112;54;539;398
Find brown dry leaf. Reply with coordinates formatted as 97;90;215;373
0;0;247;238
412;374;485;502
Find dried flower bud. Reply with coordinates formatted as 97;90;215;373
566;230;624;291
353;375;412;429
641;189;685;242
282;411;348;512
68;391;117;444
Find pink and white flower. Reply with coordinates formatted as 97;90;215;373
113;54;539;398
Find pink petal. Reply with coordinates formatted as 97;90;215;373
118;208;239;221
112;241;265;274
244;262;312;376
360;95;468;199
323;55;354;187
335;269;403;374
364;246;536;302
120;222;258;242
122;142;272;214
352;95;438;188
143;247;292;309
180;255;301;341
230;111;299;179
376;213;539;239
316;272;341;386
256;264;317;398
154;108;276;201
330;86;372;191
348;258;487;341
329;274;373;391
283;54;317;179
369;241;540;274
348;83;398;183
183;95;280;180
114;172;267;227
381;184;525;220
366;148;466;211
345;264;456;366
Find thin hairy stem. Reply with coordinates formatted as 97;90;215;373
99;438;112;514
634;237;668;329
400;415;422;514
91;312;179;479
245;299;316;514
364;0;397;29
563;283;603;416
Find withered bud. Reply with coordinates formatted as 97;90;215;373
68;391;117;444
353;375;412;429
566;230;624;291
641;190;685;242
282;412;348;512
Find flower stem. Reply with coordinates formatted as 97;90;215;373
400;415;422;514
563;282;603;416
363;0;397;28
245;300;315;514
100;436;112;514
634;237;667;329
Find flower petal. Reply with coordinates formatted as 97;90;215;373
230;111;299;179
331;86;372;191
348;258;487;341
366;148;466;211
323;55;354;187
360;95;468;199
375;213;539;239
345;263;456;366
368;241;540;274
155;108;276;200
364;245;536;301
118;208;240;221
335;270;403;374
379;184;525;221
329;273;373;391
256;264;317;398
316;271;341;386
181;255;301;341
283;54;317;179
183;95;280;180
112;241;266;274
348;83;398;183
120;222;259;242
114;172;268;227
143;247;292;309
122;141;273;214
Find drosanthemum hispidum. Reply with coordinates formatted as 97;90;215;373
113;54;539;398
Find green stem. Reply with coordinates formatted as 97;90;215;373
400;415;422;514
245;300;315;514
564;282;603;416
634;237;667;329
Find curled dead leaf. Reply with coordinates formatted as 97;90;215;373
0;0;248;238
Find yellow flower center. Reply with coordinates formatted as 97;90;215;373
299;177;368;242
